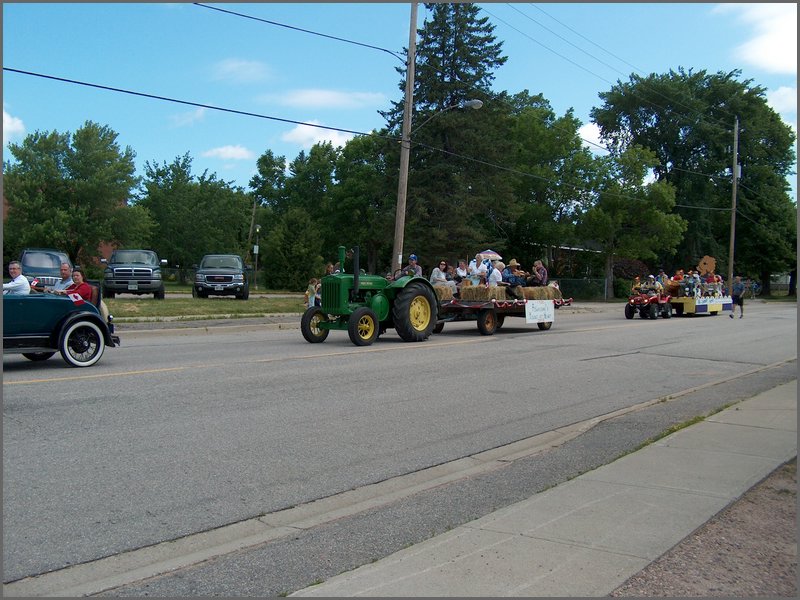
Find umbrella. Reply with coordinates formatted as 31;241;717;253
478;249;502;260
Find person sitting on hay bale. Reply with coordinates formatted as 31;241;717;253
429;259;457;296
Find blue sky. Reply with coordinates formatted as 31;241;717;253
3;3;797;201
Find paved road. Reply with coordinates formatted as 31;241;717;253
2;301;795;595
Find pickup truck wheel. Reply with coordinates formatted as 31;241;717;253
301;307;329;343
348;307;378;346
393;282;436;342
477;309;497;335
23;352;56;362
59;319;105;367
154;287;165;300
104;289;115;299
236;285;250;300
624;303;635;319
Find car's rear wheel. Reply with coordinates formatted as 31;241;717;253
22;352;55;362
59;320;105;367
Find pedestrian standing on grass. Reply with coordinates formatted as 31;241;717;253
730;275;745;318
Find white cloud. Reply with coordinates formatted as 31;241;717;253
715;4;797;74
170;107;207;127
3;107;25;140
281;121;354;150
767;86;797;115
202;145;255;160
767;86;798;133
263;89;386;109
578;122;608;154
211;59;271;83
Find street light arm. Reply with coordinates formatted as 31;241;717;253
410;99;483;137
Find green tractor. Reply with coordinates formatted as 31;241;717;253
301;246;438;346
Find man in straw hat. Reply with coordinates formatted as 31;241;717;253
502;259;528;299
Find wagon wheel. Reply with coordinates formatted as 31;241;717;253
477;309;497;335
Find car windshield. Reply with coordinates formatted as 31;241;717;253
201;256;241;269
22;252;68;269
113;251;156;265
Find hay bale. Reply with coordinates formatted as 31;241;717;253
434;285;453;301
460;285;506;301
522;286;559;300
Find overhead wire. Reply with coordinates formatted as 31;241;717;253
192;3;406;63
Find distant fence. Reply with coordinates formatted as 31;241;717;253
554;278;606;301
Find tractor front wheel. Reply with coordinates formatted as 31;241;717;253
393;283;436;342
301;307;330;343
348;307;378;346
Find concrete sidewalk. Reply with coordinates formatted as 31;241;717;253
293;380;797;597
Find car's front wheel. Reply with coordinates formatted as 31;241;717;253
59;320;106;367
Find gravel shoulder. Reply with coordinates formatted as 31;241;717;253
611;458;797;597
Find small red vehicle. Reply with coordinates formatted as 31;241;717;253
625;289;673;319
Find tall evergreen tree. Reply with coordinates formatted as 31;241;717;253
381;3;515;263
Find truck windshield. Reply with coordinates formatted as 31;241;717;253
113;251;156;265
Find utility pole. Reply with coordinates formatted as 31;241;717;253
727;116;739;291
391;2;418;275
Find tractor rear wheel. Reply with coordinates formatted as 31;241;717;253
348;307;378;346
477;309;498;335
301;307;329;343
393;283;436;342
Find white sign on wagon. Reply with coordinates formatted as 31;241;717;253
525;299;555;324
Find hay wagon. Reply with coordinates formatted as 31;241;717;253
432;284;564;336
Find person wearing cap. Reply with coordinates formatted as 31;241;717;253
401;254;422;277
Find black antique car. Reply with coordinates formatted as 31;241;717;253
3;289;120;367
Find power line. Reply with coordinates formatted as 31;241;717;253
3;67;382;140
193;3;406;63
4;67;748;213
524;3;739;129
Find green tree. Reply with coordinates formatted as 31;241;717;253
329;134;397;273
138;154;251;271
591;68;796;281
381;2;516;264
576;146;687;296
504;91;599;268
3;121;143;265
263;207;325;290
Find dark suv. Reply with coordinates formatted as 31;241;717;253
193;254;249;299
19;248;73;288
102;249;167;299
